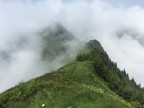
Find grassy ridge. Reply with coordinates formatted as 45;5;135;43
0;61;132;108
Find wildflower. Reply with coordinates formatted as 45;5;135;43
42;104;45;107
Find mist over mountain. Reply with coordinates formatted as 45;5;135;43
0;22;82;92
0;0;144;92
39;23;77;61
1;1;144;107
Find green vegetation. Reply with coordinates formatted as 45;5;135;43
0;39;143;108
76;40;144;107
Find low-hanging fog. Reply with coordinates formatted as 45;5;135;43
1;0;144;92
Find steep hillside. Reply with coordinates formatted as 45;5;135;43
0;39;140;108
77;40;144;107
0;62;132;108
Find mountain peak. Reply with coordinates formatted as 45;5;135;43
87;39;104;52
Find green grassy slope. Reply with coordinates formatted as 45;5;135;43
0;61;132;108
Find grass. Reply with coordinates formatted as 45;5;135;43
0;61;133;108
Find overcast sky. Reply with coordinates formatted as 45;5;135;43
104;0;144;7
0;0;144;92
62;0;144;6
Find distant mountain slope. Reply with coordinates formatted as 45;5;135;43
0;39;140;108
39;23;77;61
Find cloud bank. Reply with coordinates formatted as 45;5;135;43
0;0;144;92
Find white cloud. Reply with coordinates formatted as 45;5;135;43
0;0;144;92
